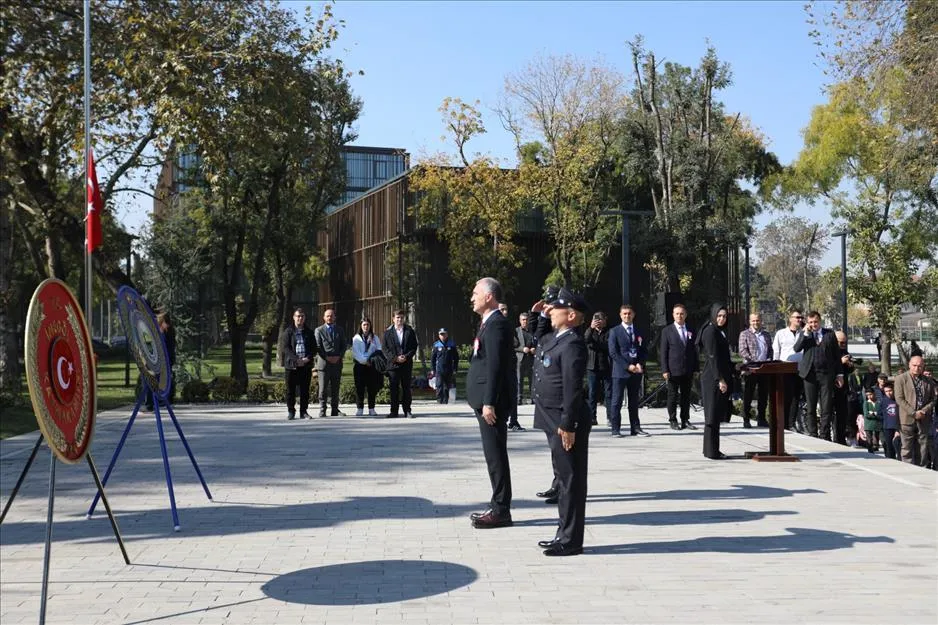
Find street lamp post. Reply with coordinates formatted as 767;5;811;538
831;228;848;333
742;242;751;321
600;208;654;305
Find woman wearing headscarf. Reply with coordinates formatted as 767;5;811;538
698;304;734;459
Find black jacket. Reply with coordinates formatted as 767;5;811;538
514;326;536;369
793;328;842;380
382;324;419;370
278;325;316;370
583;327;611;374
466;310;514;411
659;323;699;378
532;328;591;434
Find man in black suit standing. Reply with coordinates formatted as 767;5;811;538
314;308;348;418
530;288;591;556
467;277;515;529
793;310;844;439
383;310;419;418
659;303;699;430
279;307;315;420
608;304;649;437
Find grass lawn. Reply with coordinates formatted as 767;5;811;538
0;345;444;439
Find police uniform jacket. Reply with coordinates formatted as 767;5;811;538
532;328;591;434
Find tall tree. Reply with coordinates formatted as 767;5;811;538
411;98;524;292
167;3;360;385
771;75;938;373
496;55;627;289
624;39;781;308
755;217;829;316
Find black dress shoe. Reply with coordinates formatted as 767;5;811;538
536;488;558;499
669;422;680;430
537;538;560;548
545;496;559;504
287;413;296;420
300;412;312;419
610;431;624;438
707;452;728;460
756;420;769;428
682;421;698;430
472;511;513;529
591;419;598;425
318;412;327;419
743;420;752;428
469;508;493;522
632;429;651;437
543;543;583;557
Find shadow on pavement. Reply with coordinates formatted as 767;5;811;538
515;508;797;528
586;527;894;555
588;484;824;503
261;560;477;605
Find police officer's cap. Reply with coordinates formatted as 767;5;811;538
438;328;448;334
548;287;589;313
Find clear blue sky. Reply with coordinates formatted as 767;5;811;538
124;1;842;266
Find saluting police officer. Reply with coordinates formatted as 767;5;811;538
529;288;592;557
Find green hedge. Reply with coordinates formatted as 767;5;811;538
181;379;210;403
212;376;244;402
246;380;270;402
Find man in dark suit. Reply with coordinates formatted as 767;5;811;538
608;304;649;437
382;310;419;418
279;307;316;420
529;288;592;556
514;313;536;405
314;308;348;418
467;277;515;529
659;303;699;430
793;310;844;439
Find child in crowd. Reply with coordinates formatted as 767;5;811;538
878;382;901;461
861;388;881;453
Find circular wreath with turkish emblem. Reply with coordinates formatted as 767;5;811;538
24;279;96;463
116;286;171;400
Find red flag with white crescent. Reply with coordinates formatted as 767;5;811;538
86;150;103;252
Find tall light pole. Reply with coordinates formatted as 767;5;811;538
831;228;848;332
742;242;751;321
601;208;655;305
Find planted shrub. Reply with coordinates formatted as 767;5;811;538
212;376;244;402
181;379;210;403
272;381;287;403
339;381;358;404
246;381;270;402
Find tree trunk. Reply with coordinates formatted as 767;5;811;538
0;201;22;398
261;324;277;378
229;325;249;388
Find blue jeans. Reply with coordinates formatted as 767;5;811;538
587;371;611;423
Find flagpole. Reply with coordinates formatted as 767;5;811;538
83;0;92;326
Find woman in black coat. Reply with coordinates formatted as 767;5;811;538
698;304;734;459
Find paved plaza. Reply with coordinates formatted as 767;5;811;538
1;399;936;624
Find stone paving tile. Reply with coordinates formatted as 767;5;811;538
2;401;936;624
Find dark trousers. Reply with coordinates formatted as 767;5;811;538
517;361;533;403
802;372;834;439
832;389;848;445
742;374;769;424
285;365;312;415
435;372;454;403
475;407;512;516
666;374;693;425
703;419;722;459
547;427;589;548
353;362;381;409
543;429;560;492
865;430;881;451
318;363;342;414
784;375;803;430
587;371;612;423
884;428;900;460
611;375;642;434
388;362;413;416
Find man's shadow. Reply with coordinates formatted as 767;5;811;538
516;508;797;528
588;484;824;503
586;527;894;555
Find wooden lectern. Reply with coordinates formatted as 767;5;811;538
740;361;800;462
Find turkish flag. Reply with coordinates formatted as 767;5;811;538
86;150;103;252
